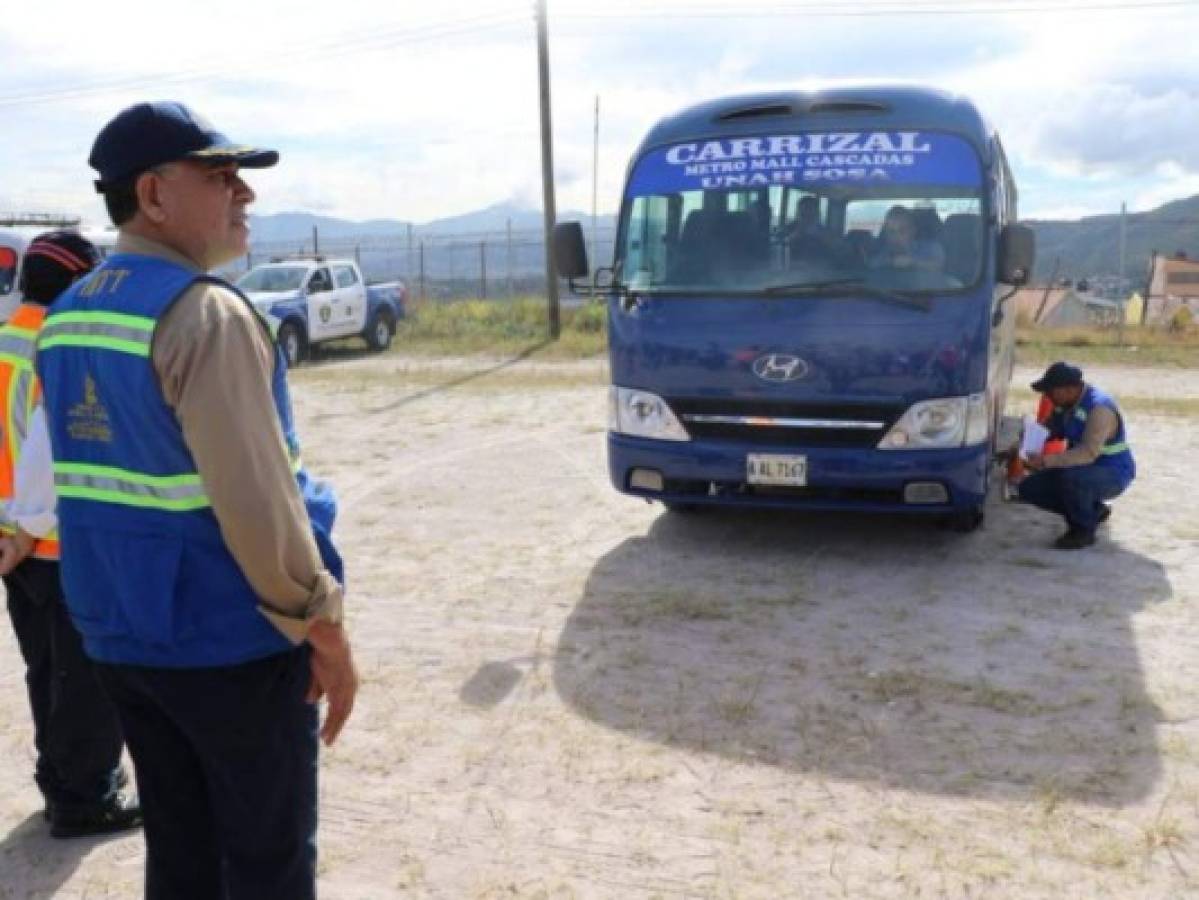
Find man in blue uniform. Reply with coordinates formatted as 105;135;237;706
1019;361;1136;550
37;102;358;899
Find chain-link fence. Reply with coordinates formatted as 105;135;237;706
230;225;617;300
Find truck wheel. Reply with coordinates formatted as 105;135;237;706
365;312;394;352
277;321;306;368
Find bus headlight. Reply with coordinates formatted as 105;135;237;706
879;392;988;449
609;387;690;441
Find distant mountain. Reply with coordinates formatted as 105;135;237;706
250;194;1199;287
249;202;614;244
1027;194;1199;284
248;212;412;242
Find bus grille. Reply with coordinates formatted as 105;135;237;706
669;397;901;448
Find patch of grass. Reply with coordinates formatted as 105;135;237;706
1008;555;1054;570
1008;386;1199;418
860;669;1044;715
1017;325;1199;368
292;359;607;393
616;589;732;625
392;296;607;358
979;623;1027;648
1143;817;1186;855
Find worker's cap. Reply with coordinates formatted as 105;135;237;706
89;101;279;191
18;231;101;304
1030;361;1084;393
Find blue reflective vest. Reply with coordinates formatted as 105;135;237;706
37;253;342;667
1049;384;1135;488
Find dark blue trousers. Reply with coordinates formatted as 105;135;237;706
3;558;125;812
96;648;318;900
1017;464;1129;532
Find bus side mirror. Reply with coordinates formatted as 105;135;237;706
998;224;1035;285
552;222;589;279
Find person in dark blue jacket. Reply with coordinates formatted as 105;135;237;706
37;102;358;900
1018;361;1136;550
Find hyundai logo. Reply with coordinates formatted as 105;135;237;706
752;353;809;382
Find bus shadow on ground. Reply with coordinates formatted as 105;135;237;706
554;500;1169;806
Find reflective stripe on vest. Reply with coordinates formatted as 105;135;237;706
1071;393;1128;457
37;311;155;358
52;462;211;512
0;305;60;559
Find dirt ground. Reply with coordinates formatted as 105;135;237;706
2;353;1198;899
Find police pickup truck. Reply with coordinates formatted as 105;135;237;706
236;257;406;366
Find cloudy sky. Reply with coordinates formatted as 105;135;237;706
2;0;1196;227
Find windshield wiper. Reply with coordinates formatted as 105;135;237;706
763;278;931;311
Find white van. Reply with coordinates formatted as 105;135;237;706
0;219;118;321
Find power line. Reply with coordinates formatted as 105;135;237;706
0;12;529;109
559;0;1198;18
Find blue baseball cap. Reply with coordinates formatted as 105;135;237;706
1030;361;1084;393
89;101;279;190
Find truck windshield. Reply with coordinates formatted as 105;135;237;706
618;131;984;295
236;265;309;293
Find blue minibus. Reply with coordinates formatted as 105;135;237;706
555;86;1034;530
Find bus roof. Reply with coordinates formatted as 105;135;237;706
633;85;996;162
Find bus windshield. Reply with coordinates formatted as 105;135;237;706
618;131;985;295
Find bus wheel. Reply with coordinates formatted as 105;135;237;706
944;507;985;533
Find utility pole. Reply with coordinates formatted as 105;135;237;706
312;225;319;256
406;223;414;282
1118;202;1127;285
536;0;561;338
418;241;425;302
1117;202;1127;345
1034;257;1061;325
480;240;487;299
506;217;514;299
591;94;600;273
1142;250;1156;326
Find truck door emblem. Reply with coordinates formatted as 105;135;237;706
752;353;808;382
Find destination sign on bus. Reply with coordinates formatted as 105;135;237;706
627;131;981;194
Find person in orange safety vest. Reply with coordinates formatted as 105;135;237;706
0;231;141;838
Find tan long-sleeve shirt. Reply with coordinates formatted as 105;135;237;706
118;234;343;642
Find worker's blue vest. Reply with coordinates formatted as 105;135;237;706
1049;384;1136;488
37;253;342;667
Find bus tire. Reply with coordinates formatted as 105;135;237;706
944;506;985;533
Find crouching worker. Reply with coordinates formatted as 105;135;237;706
1018;361;1136;550
0;231;141;837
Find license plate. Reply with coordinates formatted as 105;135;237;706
746;454;807;486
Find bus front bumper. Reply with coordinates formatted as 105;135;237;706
608;433;990;513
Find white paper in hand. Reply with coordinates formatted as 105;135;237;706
1020;416;1049;459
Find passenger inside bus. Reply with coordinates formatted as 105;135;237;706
867;205;946;272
